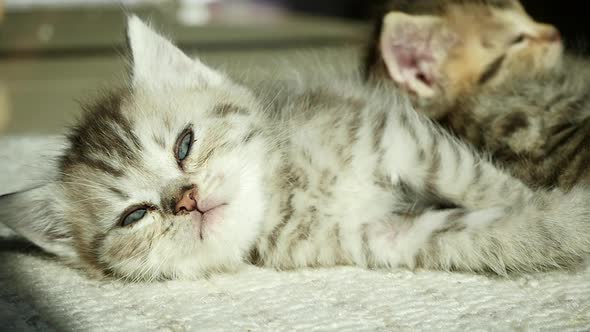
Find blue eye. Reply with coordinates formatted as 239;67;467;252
121;208;148;227
176;129;194;162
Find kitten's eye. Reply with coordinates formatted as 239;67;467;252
175;128;194;163
510;34;526;45
120;207;148;227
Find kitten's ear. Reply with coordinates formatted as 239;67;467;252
0;184;76;259
126;15;224;89
379;12;457;98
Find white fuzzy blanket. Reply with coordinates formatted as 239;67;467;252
1;136;590;331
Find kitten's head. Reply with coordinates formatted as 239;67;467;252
366;0;563;117
0;17;269;280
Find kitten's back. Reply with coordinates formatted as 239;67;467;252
447;55;590;189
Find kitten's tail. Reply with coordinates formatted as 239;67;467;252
418;187;590;274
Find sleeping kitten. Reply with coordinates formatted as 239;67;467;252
1;16;589;281
365;0;562;118
366;0;590;190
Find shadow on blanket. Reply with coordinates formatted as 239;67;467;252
0;236;71;331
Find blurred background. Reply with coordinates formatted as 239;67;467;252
0;0;374;135
0;0;588;135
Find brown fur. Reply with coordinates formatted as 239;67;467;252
364;0;590;190
365;0;561;118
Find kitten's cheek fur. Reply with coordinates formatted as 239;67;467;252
544;43;563;68
195;146;267;245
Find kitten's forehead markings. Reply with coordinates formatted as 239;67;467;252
83;150;128;177
62;92;145;180
108;120;132;143
211;103;249;117
100;120;143;164
72;157;125;179
107;186;129;200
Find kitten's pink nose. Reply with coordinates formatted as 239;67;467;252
539;26;561;43
175;188;197;214
545;29;561;42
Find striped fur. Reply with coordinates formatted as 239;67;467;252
440;55;590;190
365;0;590;190
1;17;589;281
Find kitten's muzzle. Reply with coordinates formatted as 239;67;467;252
534;26;561;43
175;186;225;216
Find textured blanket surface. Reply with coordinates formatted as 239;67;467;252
1;136;590;331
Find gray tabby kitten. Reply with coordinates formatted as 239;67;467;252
1;16;589;281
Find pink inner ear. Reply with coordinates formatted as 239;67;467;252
379;16;460;99
390;43;435;87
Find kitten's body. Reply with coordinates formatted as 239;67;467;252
247;75;588;274
1;17;590;281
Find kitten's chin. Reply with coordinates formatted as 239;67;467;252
190;203;227;240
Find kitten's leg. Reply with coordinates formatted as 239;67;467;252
365;207;506;270
381;109;534;209
366;191;590;274
373;109;590;273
